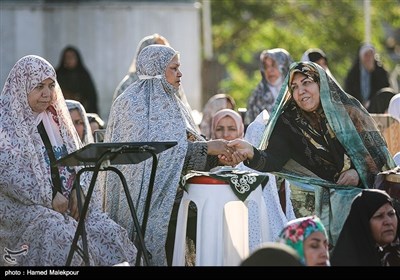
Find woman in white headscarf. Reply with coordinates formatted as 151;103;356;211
0;55;137;266
103;45;232;266
344;43;390;112
66;99;94;145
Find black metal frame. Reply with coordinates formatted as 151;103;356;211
60;144;165;266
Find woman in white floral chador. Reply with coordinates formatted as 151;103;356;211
0;55;137;266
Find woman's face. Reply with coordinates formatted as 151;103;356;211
263;56;281;85
315;58;328;71
369;203;398;246
28;78;56;113
214;116;240;140
361;49;375;72
63;50;78;69
291;73;321;112
303;231;330;266
165;55;182;89
90;121;100;134
69;108;85;141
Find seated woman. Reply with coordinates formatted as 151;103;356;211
66;99;94;145
212;108;296;244
223;61;396;247
331;189;400;266
102;45;233;266
244;48;293;126
199;93;236;140
86;113;106;142
210;108;244;141
278;216;330;266
0;55;137;266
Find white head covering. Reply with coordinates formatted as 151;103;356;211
0;55;85;203
388;94;400;122
359;43;375;59
66;99;94;145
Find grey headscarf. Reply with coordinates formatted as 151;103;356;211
102;45;201;266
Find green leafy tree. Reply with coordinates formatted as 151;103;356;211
206;0;400;108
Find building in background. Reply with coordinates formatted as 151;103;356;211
0;0;202;121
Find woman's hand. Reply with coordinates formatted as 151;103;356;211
69;188;86;221
52;192;69;214
207;139;234;159
228;139;254;160
336;169;360;186
218;139;254;166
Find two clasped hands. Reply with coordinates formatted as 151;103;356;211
52;188;86;221
207;139;253;166
207;138;360;186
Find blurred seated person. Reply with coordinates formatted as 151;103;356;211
87;112;105;142
301;48;329;71
388;93;400;122
210;109;244;141
301;48;337;83
56;46;99;114
394;152;400;166
245;48;293;126
344;43;391;112
66;99;94;145
113;33;170;101
331;189;400;266
368;87;396;114
278;216;330;266
199;93;236;139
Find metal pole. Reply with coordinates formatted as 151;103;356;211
202;0;213;60
364;0;371;43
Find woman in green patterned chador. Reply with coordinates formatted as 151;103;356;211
223;61;396;247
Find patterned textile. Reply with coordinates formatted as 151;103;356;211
182;169;266;202
257;61;396;246
113;34;168;101
102;45;209;266
244;48;293;125
199;93;236;139
344;43;390;112
0;55;137;266
66;99;94;145
278;216;328;265
238;109;296;243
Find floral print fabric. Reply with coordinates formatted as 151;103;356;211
0;55;137;266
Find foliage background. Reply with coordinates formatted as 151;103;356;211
206;0;400;108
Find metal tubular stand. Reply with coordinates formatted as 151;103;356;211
64;145;160;266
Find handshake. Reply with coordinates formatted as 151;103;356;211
206;139;255;166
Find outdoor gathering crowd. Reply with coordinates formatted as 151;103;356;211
0;33;399;267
